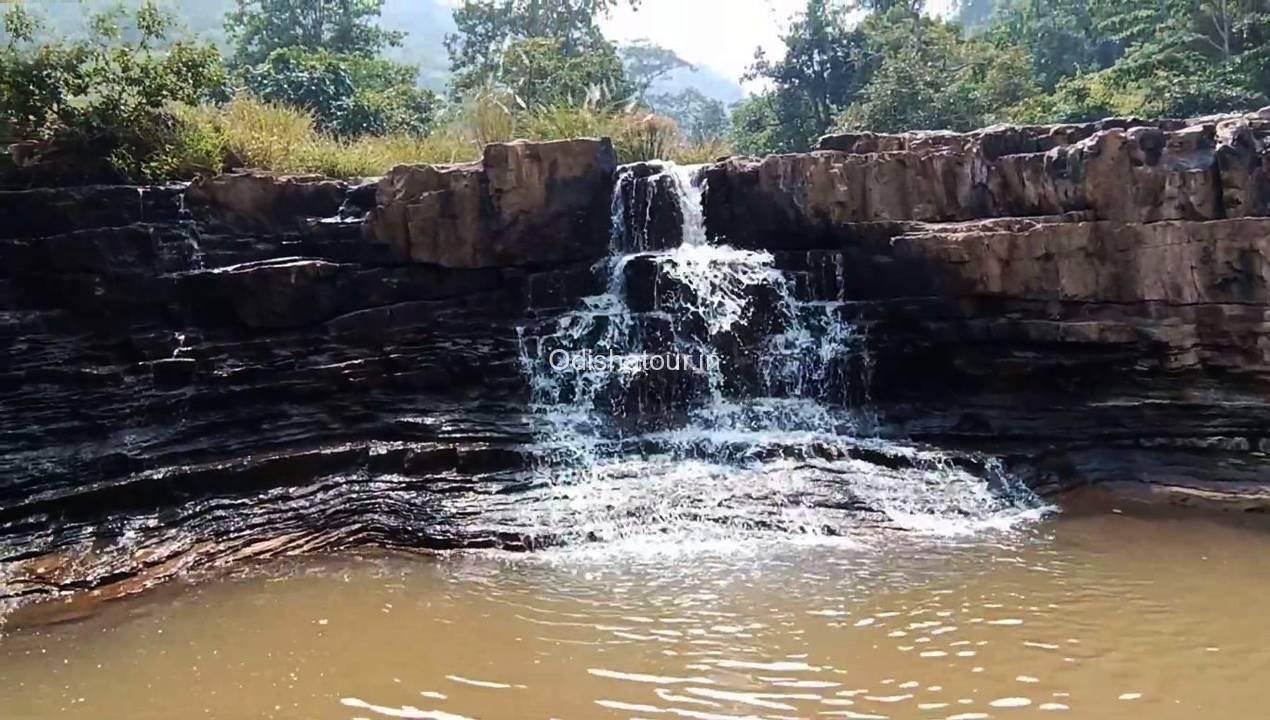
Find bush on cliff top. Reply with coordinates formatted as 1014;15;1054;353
154;95;721;180
1;1;718;182
0;2;227;181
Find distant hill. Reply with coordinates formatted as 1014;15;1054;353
379;0;457;92
652;65;745;105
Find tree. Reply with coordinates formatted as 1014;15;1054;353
244;47;438;135
989;0;1118;90
837;13;1037;132
225;0;403;66
728;92;795;154
743;0;870;151
446;0;633;103
226;0;436;137
731;0;1268;146
494;36;630;108
1007;0;1270;121
1;1;226;178
620;40;692;99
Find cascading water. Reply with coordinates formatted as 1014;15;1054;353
517;163;1044;551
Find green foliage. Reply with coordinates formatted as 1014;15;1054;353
9;0;1270;181
225;0;403;66
162;94;478;178
726;92;782;155
1;1;227;179
447;0;634;107
243;47;438;136
1005;0;1270;122
743;0;871;151
496;36;631;108
731;0;1270;154
838;12;1038;132
226;0;437;139
988;0;1116;91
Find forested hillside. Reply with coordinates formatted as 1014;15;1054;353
3;0;1267;182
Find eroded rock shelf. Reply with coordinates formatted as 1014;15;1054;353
4;113;1270;608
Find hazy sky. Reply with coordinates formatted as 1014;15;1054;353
601;0;808;92
603;0;956;92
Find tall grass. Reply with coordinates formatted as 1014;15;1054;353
162;94;732;180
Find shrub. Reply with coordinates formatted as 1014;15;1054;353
671;137;733;165
179;94;479;178
609;113;679;164
242;47;439;138
441;85;517;148
0;1;227;181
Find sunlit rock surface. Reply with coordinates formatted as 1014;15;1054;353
366;138;617;267
703;110;1270;507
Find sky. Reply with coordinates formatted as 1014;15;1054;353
601;0;808;93
602;0;956;93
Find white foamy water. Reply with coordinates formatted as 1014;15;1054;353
516;162;1045;550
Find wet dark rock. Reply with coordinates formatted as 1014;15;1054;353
0;146;620;607
150;357;198;387
0;186;149;239
612;162;684;251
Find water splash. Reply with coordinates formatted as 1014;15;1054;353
517;161;1044;550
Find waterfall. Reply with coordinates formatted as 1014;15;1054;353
516;162;1044;551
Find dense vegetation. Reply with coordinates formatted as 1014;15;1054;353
2;0;1268;181
731;0;1270;153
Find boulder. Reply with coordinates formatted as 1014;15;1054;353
366;138;617;268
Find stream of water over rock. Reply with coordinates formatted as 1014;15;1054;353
512;163;1044;548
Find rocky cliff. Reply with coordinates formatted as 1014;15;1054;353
0;139;615;605
5;113;1270;610
704;109;1270;508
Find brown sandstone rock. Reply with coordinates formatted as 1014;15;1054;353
886;218;1270;307
366;138;617;268
717;112;1266;245
185;171;348;234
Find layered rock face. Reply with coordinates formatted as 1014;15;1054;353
704;110;1270;508
0;140;616;604
7;113;1270;608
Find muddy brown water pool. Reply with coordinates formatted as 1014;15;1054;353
2;507;1269;720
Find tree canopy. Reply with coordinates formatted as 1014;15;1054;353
5;0;1270;181
446;0;633;104
733;0;1270;152
225;0;403;66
